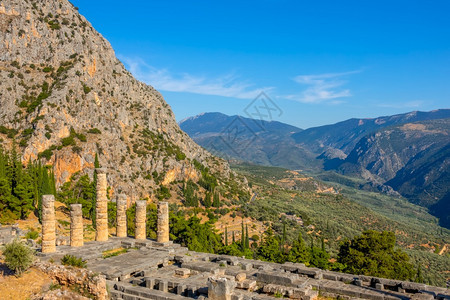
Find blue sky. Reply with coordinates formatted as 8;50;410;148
71;0;450;128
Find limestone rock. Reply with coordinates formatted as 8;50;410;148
0;0;243;201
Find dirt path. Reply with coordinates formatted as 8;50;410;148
438;243;448;255
0;263;53;300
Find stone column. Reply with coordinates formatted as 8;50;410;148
70;204;83;247
41;195;56;253
135;200;146;240
95;168;108;241
207;276;236;300
116;194;127;238
157;202;169;243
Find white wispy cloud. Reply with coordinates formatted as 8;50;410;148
376;100;425;109
120;56;272;99
286;70;360;103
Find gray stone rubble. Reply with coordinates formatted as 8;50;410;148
37;237;449;300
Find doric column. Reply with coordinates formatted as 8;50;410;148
135;200;146;240
95;168;108;241
41;195;56;253
70;204;83;247
157;202;169;243
116;194;127;238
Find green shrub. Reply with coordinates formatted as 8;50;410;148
25;229;39;240
42;66;53;73
88;128;101;134
38;149;53;160
2;239;34;276
61;254;87;268
61;135;75;146
83;84;91;94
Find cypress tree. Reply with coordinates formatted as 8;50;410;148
92;153;100;228
232;231;235;244
225;227;228;246
287;232;310;264
203;192;212;208
245;224;250;249
212;191;220;208
241;221;245;249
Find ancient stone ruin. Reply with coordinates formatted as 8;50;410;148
70;203;83;247
96;168;109;242
116;194;128;238
157;201;170;243
36;169;449;300
135;200;147;240
41;194;56;253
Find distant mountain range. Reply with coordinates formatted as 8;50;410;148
180;109;450;227
180;112;319;170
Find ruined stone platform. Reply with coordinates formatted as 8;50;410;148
39;237;450;300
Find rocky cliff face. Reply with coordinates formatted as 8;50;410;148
0;0;238;199
326;119;450;226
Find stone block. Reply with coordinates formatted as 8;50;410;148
235;272;246;282
256;271;299;285
208;276;237;300
145;277;155;289
411;293;436;300
157;280;168;292
176;284;186;295
375;283;384;290
175;268;191;277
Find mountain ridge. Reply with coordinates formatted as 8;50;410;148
181;110;450;227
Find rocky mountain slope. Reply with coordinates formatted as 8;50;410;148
0;0;241;200
292;109;450;154
180;112;318;170
324;119;449;226
181;111;450;227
